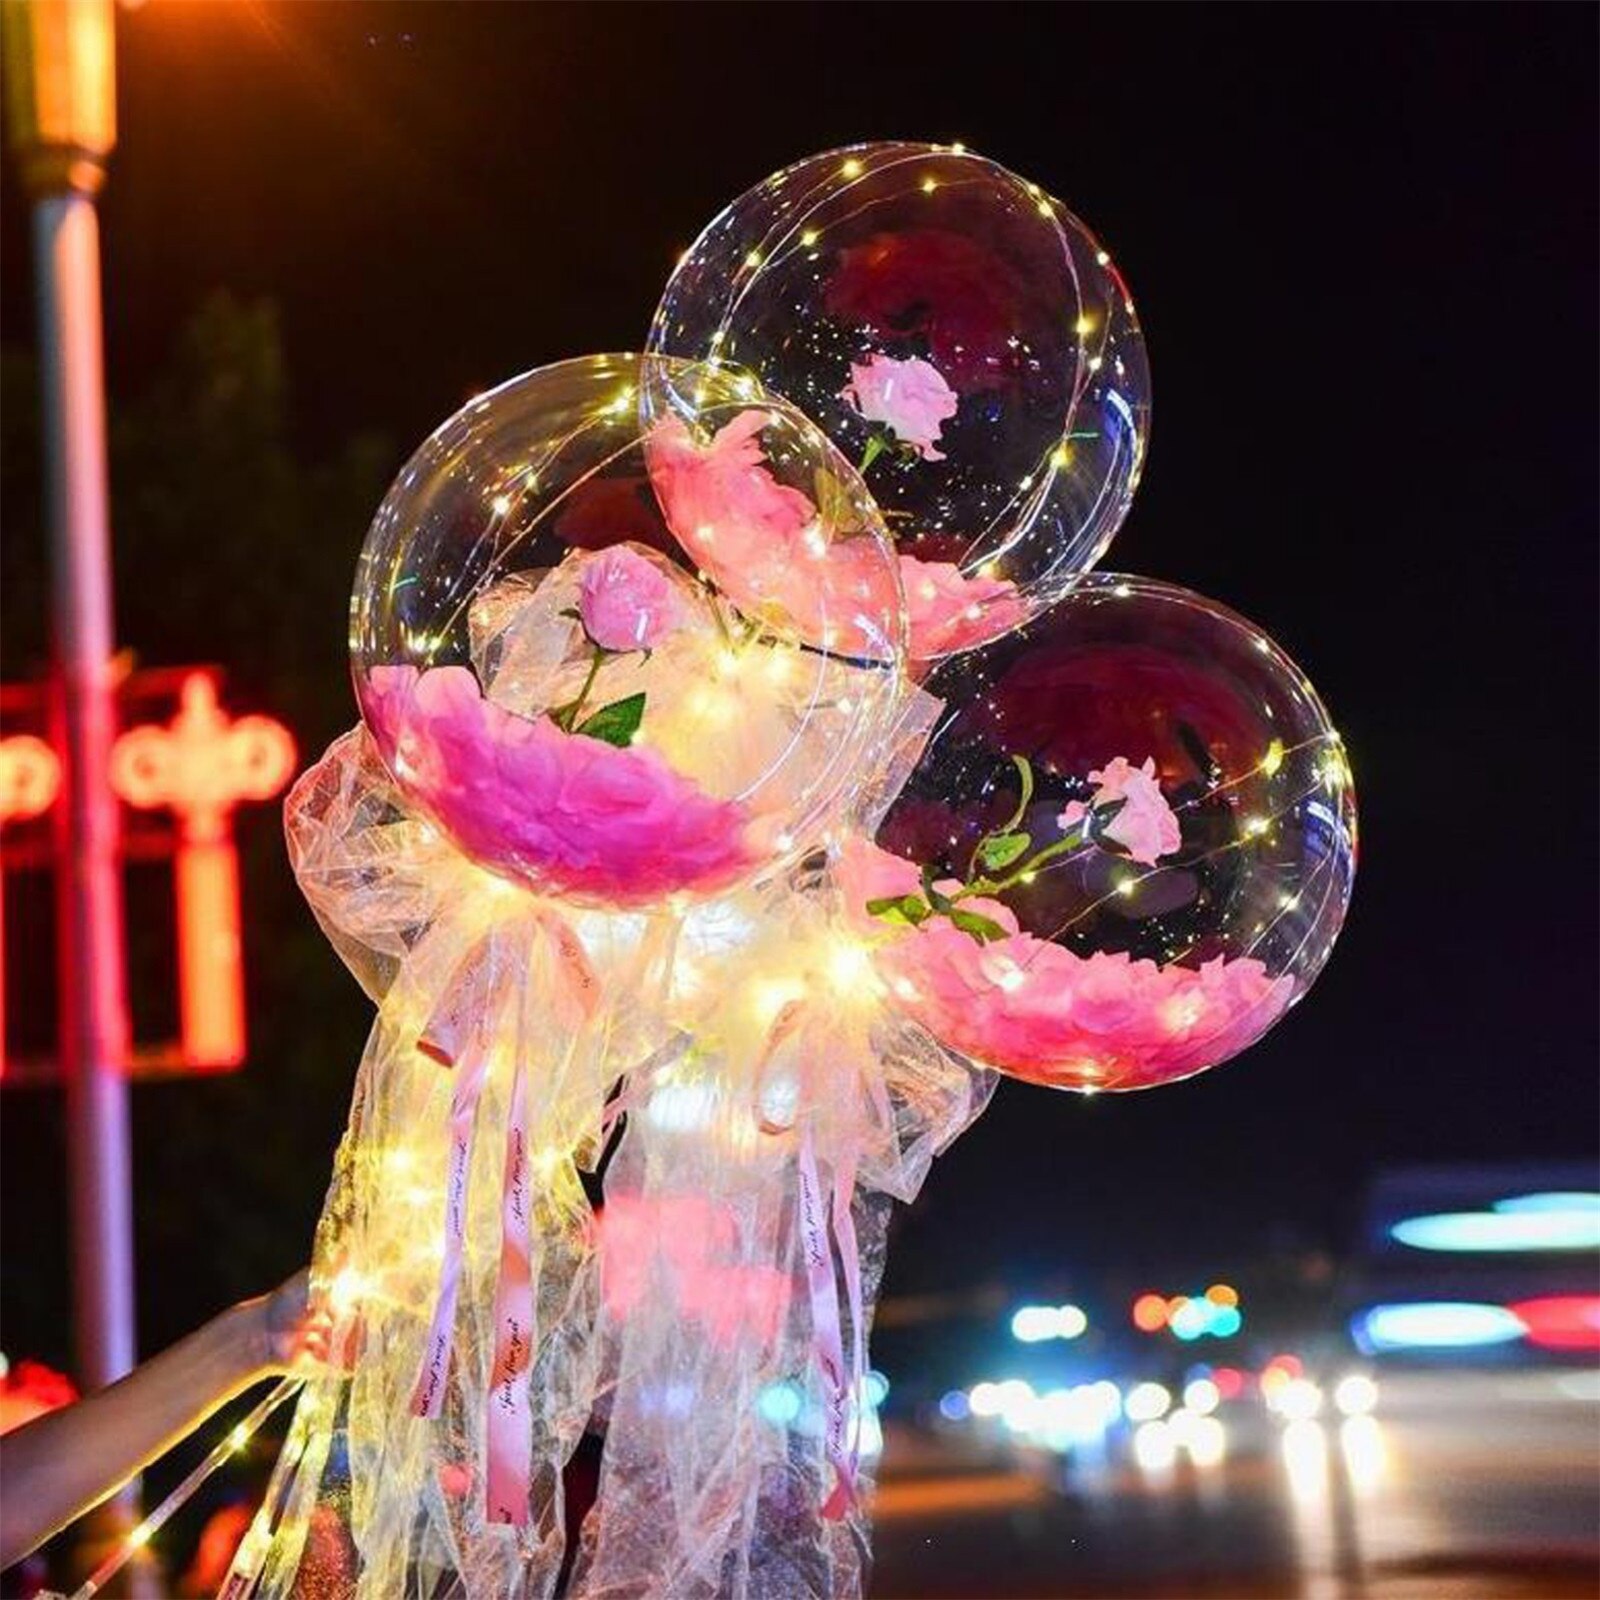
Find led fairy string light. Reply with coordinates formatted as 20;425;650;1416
216;1384;323;1600
212;136;1346;1591
655;142;1151;663
61;1377;303;1600
1021;735;1349;950
862;739;1332;944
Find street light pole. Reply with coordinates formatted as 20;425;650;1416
3;0;138;1416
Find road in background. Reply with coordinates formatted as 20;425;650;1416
871;1369;1599;1598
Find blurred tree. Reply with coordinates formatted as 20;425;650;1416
1;293;393;1363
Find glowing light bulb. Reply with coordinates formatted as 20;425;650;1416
1116;877;1136;897
329;1267;369;1317
688;684;737;727
1261;738;1285;776
744;250;762;269
1050;445;1072;470
840;158;862;178
921;176;938;194
800;229;819;247
752;975;807;1025
993;957;1027;993
491;495;512;517
129;1522;154;1549
1244;816;1270;837
826;939;873;992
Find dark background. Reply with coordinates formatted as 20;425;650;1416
2;3;1595;1369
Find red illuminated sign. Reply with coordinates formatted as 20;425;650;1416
0;669;294;1078
110;673;295;1070
0;736;64;1078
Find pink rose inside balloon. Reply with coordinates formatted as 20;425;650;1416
646;141;1152;660
576;546;685;652
350;355;905;908
840;354;960;463
842;575;1357;1091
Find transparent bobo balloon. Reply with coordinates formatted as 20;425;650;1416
647;141;1151;661
838;575;1357;1091
350;353;906;909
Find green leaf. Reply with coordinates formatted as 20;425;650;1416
977;831;1032;871
1000;755;1035;833
575;692;646;748
948;908;1009;944
866;893;930;927
920;862;954;913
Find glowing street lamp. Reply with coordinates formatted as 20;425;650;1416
4;0;137;1399
2;6;159;1586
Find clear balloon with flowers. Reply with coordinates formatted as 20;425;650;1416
53;144;1353;1600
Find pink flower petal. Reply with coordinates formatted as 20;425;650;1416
899;553;1028;659
840;353;960;461
840;837;1293;1090
364;664;765;906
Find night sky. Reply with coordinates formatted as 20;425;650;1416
2;4;1595;1350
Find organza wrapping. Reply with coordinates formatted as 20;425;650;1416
233;728;654;1599
225;694;992;1600
569;888;993;1599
